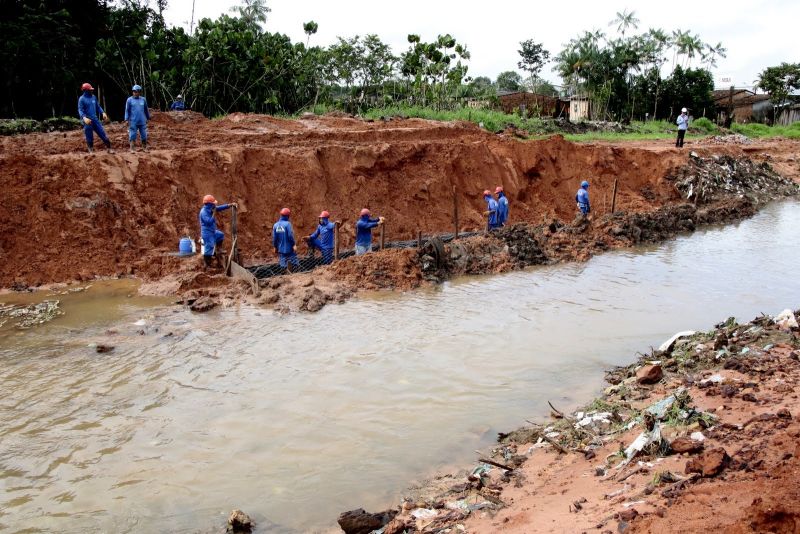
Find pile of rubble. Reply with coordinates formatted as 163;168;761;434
708;133;752;145
668;153;799;205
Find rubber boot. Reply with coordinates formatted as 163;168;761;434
105;142;115;154
130;141;135;153
203;255;213;269
87;145;94;153
142;140;148;152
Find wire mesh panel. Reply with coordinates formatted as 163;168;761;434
248;231;480;280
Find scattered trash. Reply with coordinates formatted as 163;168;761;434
576;412;614;432
620;424;665;466
774;309;798;330
700;374;724;385
410;508;438;520
659;331;697;352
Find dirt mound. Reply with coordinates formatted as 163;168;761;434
148;110;206;125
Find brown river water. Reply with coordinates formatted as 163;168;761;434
1;200;799;533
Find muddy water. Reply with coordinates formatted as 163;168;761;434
2;200;800;533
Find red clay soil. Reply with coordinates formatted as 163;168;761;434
0;112;687;288
2;113;798;289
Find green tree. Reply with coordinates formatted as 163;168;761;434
756;62;800;120
303;20;318;46
517;39;550;90
496;70;523;92
660;65;714;119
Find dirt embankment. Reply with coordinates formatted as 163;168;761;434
0;112;690;289
1;113;798;304
338;309;800;534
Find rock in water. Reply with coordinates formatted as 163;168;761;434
337;508;397;534
636;364;663;385
189;296;217;313
227;509;253;533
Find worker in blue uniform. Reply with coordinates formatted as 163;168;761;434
307;210;336;264
576;180;591;217
199;194;236;268
170;94;186;111
355;208;384;255
273;208;300;272
483;190;499;230
495;186;509;226
125;84;151;152
77;82;114;153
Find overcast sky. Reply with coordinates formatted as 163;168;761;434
163;0;798;89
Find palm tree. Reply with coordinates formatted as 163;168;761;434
610;9;640;37
230;0;270;29
702;42;727;69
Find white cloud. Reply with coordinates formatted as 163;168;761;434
164;0;800;88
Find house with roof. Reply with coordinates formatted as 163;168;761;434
712;88;773;124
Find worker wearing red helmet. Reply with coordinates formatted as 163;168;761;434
307;210;336;264
272;207;299;271
495;186;509;226
199;194;237;268
482;190;499;231
77;83;114;154
355;208;384;255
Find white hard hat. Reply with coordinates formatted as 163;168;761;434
177;94;183;99
681;107;687;113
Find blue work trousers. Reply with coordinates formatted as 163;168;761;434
83;119;110;147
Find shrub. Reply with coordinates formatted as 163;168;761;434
691;117;718;134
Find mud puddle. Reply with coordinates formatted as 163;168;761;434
1;200;799;533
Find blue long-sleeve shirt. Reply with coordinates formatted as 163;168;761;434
677;114;688;131
310;218;335;250
125;96;151;125
485;196;498;227
497;193;509;225
576;188;590;212
272;216;296;254
170;100;186;111
78;92;104;121
199;203;230;238
355;216;380;246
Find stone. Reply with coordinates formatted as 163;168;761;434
227;509;253;533
618;508;639;521
337;508;397;534
741;392;758;402
777;408;792;419
189;295;217;312
384;517;413;534
95;344;115;354
670;437;704;454
636;364;664;385
685;447;729;477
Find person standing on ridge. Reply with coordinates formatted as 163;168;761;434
355;208;384;255
676;107;689;148
273;208;300;272
576;180;591;218
125;84;151;152
307;210;336;264
170;94;186;111
495;186;509;227
77;83;114;153
483;190;499;231
199;194;237;269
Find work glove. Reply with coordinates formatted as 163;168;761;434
82;117;92;125
102;113;108;121
379;216;385;224
293;245;297;253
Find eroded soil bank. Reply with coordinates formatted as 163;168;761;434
1;112;798;304
339;309;800;534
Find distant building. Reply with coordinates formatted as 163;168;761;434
568;96;591;121
497;91;561;117
712;89;773;124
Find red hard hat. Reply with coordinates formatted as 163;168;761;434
203;194;216;204
280;207;291;216
319;210;330;218
495;186;504;193
360;208;371;216
483;190;491;196
81;83;94;91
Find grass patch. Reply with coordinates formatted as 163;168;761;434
731;122;800;139
359;105;543;132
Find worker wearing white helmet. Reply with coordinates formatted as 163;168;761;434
676;107;689;148
171;94;186;111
